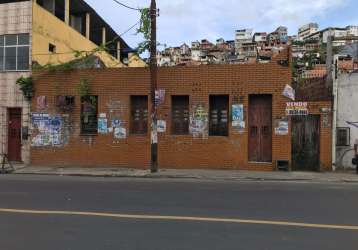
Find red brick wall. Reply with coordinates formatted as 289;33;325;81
30;49;332;171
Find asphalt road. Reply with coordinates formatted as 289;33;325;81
0;175;357;250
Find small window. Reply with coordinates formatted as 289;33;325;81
209;95;229;136
49;43;56;53
130;96;148;135
5;34;17;46
18;34;29;45
81;96;98;135
0;45;3;71
172;96;189;135
5;47;16;71
17;46;29;70
337;127;350;146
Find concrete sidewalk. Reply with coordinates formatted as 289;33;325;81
9;165;358;183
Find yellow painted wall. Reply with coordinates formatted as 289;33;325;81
32;2;128;68
128;54;148;67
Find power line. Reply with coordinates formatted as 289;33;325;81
111;0;142;11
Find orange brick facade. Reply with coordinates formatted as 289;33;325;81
30;50;332;171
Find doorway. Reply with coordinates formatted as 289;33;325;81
7;108;22;162
291;115;320;171
248;95;272;162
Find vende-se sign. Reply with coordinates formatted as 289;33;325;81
286;102;308;116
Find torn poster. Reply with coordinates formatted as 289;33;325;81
155;89;166;106
189;104;208;138
36;96;48;110
282;84;295;101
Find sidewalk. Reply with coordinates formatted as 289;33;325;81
11;165;358;183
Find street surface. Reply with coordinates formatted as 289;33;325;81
0;175;357;250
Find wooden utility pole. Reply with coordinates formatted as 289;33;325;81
150;0;158;173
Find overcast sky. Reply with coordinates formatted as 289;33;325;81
85;0;358;50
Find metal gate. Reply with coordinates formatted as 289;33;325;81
291;115;320;171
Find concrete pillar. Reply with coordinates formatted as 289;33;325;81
85;13;90;40
117;41;121;61
102;27;106;45
65;0;70;25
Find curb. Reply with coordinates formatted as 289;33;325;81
11;171;358;184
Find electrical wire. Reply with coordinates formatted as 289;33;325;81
111;0;142;11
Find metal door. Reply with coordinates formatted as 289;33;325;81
7;108;22;162
292;115;320;171
248;95;272;162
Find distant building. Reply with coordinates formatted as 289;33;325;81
346;26;358;36
267;26;288;46
235;29;253;53
298;23;319;41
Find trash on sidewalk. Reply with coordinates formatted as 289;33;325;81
1;154;15;174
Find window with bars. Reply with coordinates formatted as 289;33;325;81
81;96;98;135
130;96;148;135
209;95;229;136
337;127;350;146
0;34;30;71
171;96;189;135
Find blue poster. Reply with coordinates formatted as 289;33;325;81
232;104;245;129
98;118;108;134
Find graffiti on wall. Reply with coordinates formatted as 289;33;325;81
31;113;68;147
189;104;208;139
107;99;127;140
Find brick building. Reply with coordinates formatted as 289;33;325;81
30;49;332;171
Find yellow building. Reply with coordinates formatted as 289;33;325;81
32;0;146;68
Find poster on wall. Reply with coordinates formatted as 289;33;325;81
111;119;122;128
50;115;63;145
157;120;166;133
36;96;48;110
232;104;245;129
274;117;289;135
31;113;64;147
282;84;295;101
155;89;166;106
189;104;208;139
286;102;308;116
114;127;126;139
98;118;108;134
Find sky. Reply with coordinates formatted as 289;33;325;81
85;0;358;50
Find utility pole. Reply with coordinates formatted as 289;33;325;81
150;0;158;173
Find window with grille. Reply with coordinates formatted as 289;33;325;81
130;96;148;135
337;127;350;146
209;95;229;136
171;96;189;135
0;34;30;71
81;96;98;135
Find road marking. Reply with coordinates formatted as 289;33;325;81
0;208;358;231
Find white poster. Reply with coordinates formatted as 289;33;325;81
114;127;126;139
157;120;166;133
